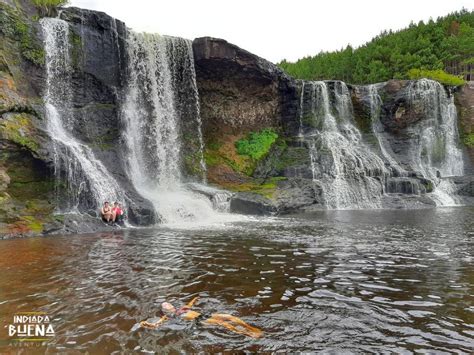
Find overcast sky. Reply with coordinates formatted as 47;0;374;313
68;0;473;63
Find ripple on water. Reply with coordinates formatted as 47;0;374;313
0;208;473;352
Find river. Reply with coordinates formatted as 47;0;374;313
0;208;473;353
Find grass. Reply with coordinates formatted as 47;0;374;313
407;68;466;86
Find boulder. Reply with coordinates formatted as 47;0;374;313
276;178;323;213
230;192;277;215
193;37;299;140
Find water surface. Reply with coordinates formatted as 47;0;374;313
0;208;473;353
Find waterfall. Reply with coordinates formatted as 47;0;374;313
407;79;464;205
41;18;123;211
122;32;230;225
304;81;387;209
298;80;305;138
186;44;207;182
368;84;406;176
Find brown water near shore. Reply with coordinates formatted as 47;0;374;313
0;208;473;353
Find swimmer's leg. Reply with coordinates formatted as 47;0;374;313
203;313;263;338
186;296;199;308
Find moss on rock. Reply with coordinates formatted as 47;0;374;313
219;176;286;200
0;113;39;152
0;3;44;66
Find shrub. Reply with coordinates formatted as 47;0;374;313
31;0;69;17
235;128;278;160
407;68;466;86
463;133;474;147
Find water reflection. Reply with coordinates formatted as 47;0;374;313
0;208;473;352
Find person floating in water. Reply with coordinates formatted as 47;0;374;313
138;297;263;338
100;201;114;223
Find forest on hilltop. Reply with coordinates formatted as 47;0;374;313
278;9;474;85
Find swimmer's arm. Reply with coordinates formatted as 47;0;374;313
139;315;168;329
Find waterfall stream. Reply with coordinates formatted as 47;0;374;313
300;79;466;209
121;33;234;225
41;18;123;211
406;79;464;205
304;81;387;209
368;84;406;176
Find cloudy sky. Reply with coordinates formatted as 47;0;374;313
68;0;473;63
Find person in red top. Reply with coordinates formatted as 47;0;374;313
112;202;124;224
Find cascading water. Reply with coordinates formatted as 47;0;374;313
368;84;406;176
298;80;305;138
41;18;123;211
304;81;387;209
122;32;233;225
406;79;464;205
300;78;467;209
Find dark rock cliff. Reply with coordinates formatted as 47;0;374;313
56;7;155;225
455;82;474;171
0;1;155;237
193;37;299;139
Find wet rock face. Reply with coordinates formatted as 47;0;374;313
57;7;126;153
449;175;474;197
59;7;127;88
455;83;474;170
0;3;156;236
193;37;299;140
275;178;323;213
56;7;156;226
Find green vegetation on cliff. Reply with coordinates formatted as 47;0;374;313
0;113;40;152
407;69;465;86
32;0;69;17
463;133;474;147
0;2;45;66
235;128;278;160
278;9;474;85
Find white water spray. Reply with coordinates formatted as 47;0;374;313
367;84;406;176
122;33;238;225
305;81;387;209
407;79;464;205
